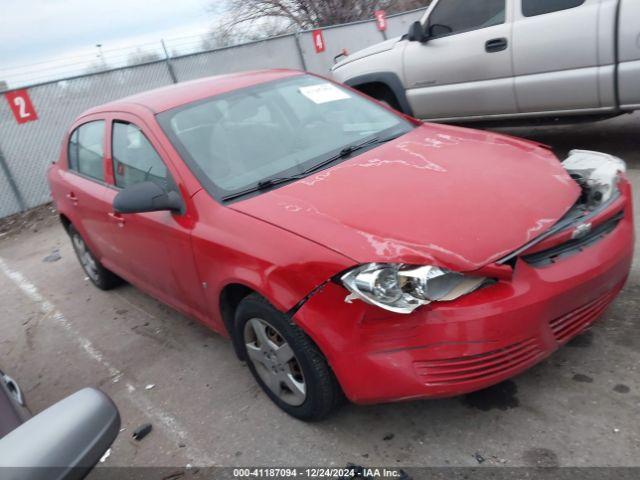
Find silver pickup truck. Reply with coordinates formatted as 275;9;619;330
332;0;640;124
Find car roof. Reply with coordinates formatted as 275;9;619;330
80;69;305;117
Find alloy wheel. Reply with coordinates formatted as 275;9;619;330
72;233;99;282
243;317;307;406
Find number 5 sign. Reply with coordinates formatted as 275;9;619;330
5;89;38;125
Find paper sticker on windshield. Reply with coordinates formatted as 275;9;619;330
299;83;350;104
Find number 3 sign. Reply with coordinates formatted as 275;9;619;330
5;89;38;125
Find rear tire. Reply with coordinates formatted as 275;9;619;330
235;293;343;421
68;225;122;290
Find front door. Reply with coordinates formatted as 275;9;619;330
512;0;603;113
101;115;207;317
403;0;517;120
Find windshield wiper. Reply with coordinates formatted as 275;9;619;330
300;134;387;176
221;133;403;202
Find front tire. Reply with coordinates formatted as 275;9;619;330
236;294;343;421
68;225;122;290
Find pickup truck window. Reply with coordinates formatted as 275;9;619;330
522;0;585;17
428;0;505;39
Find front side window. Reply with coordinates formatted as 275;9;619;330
522;0;585;17
68;121;105;181
112;122;168;189
158;74;413;201
428;0;506;38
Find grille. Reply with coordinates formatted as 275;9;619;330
413;337;544;386
549;290;616;344
522;211;624;266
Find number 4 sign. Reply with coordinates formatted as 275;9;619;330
375;10;387;31
5;89;38;125
312;29;326;53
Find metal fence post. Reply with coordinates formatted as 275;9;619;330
161;39;179;84
0;145;26;212
293;33;308;71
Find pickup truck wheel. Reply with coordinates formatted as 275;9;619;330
68;225;122;290
356;84;403;113
376;90;402;112
236;293;343;421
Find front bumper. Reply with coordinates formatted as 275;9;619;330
293;183;634;404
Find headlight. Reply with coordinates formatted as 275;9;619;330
562;150;626;206
341;263;488;314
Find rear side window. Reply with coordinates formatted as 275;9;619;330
428;0;505;38
522;0;585;17
112;122;168;189
68;121;105;181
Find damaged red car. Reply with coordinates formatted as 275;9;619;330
48;70;634;420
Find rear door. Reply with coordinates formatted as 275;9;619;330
403;0;517;120
512;0;604;113
101;114;207;317
59;118;114;261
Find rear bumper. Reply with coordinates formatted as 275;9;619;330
293;188;634;404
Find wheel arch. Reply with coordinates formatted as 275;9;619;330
59;213;72;233
345;72;413;116
217;276;333;361
218;282;262;360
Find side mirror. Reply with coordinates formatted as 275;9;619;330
427;23;453;38
408;21;428;43
0;388;120;480
113;181;184;214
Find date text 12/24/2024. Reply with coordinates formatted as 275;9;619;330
232;467;408;478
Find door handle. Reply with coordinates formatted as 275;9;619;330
485;37;508;53
66;192;78;206
107;212;125;227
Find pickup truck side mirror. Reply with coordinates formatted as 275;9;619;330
407;21;428;42
428;23;453;38
0;388;120;480
113;181;184;214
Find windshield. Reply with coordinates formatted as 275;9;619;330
157;74;414;200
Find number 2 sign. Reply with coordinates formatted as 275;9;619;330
5;89;38;125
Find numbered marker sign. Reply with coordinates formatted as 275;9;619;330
312;30;325;53
5;89;38;125
375;10;387;31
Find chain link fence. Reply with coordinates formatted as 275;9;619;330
0;8;426;219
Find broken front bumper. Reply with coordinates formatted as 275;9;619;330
293;181;634;404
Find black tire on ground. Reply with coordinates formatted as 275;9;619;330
68;225;122;290
235;293;344;421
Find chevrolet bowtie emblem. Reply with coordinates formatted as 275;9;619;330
572;222;592;240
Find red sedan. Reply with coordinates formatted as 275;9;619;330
48;70;634;420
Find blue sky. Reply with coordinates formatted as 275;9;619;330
0;0;227;85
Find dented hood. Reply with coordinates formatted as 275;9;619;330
231;124;581;271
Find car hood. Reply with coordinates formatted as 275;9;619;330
231;124;581;272
332;37;402;70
